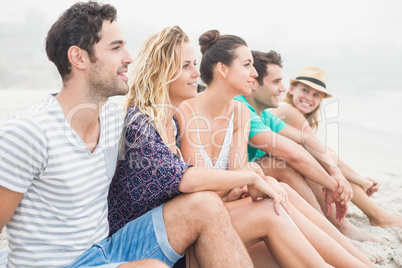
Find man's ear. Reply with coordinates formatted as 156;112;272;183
67;46;89;70
216;62;227;78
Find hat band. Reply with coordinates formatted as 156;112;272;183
296;76;326;88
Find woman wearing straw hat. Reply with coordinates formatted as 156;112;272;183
271;66;402;229
177;31;375;267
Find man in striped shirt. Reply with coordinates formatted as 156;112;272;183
0;2;252;267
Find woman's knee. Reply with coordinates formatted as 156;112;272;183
279;182;291;191
247;198;285;222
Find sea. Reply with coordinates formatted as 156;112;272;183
0;86;401;177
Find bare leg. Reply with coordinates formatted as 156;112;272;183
119;259;169;267
247;242;280;268
281;183;376;267
227;198;330;268
257;155;323;213
351;182;402;228
163;191;252;267
328;148;374;191
308;180;385;243
328;148;402;228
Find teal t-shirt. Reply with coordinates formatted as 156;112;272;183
234;95;287;162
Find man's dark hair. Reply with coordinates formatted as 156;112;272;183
45;1;117;80
252;50;283;86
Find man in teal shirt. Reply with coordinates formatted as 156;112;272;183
234;50;368;241
234;94;286;162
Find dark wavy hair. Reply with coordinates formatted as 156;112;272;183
199;29;247;85
252;50;283;86
45;1;117;80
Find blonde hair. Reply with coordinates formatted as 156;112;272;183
125;26;189;143
284;82;321;130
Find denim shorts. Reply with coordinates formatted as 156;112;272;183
66;204;183;267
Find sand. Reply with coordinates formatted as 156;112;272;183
0;88;401;267
345;170;402;267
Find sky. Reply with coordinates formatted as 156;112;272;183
1;0;401;88
0;0;401;169
1;0;402;102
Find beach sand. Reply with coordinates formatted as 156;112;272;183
0;88;401;266
345;170;402;267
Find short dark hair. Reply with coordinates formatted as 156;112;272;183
45;1;117;80
252;50;283;86
199;29;248;85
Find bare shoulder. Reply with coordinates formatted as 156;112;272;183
176;99;196;122
271;104;299;117
233;100;250;132
233;100;250;119
271;104;305;125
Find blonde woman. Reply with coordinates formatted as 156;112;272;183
107;26;372;267
270;66;402;229
107;25;323;268
177;29;374;267
107;26;256;268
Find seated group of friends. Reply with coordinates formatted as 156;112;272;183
1;2;401;267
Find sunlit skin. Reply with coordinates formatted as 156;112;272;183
53;20;133;152
177;43;375;267
87;21;133;100
225;45;258;96
169;42;200;108
286;82;402;231
289;82;324;115
251;64;286;114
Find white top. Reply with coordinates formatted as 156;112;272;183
0;95;124;267
183;101;233;170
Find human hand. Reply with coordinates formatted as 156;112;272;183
247;173;287;215
324;188;348;222
222;186;249;202
264;176;289;206
332;173;353;204
365;177;380;197
240;162;266;177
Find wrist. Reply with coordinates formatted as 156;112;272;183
328;167;343;178
363;179;373;189
248;171;259;185
329;180;339;192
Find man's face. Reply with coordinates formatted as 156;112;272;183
253;64;286;108
87;20;133;100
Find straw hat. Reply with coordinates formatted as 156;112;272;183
290;66;332;98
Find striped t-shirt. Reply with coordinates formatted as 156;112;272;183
0;94;124;267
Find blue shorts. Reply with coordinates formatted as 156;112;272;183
66;204;183;267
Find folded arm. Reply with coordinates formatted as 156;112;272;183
274;106;352;203
250;130;338;192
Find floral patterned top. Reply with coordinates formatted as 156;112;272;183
108;106;191;235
